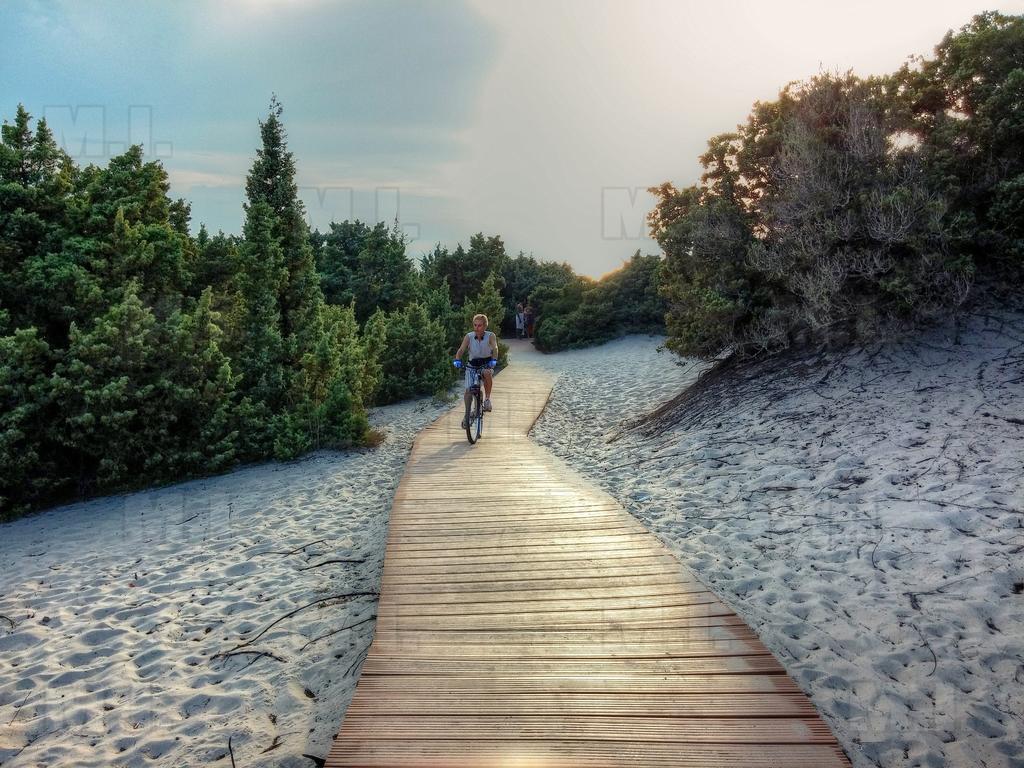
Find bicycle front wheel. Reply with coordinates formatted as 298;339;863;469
465;392;479;444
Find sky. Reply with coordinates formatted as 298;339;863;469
2;0;1021;277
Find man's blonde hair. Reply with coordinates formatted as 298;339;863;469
472;313;489;327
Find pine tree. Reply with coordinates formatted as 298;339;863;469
313;219;366;307
0;328;60;518
244;94;324;351
350;219;417;322
51;282;160;492
192;224;238;297
364;303;450;405
0;105;81;339
293;302;369;452
464;272;506;333
72;145;193;311
162;287;240;473
421;277;464;351
233;199;287;411
0;104;33;185
324;301;376;412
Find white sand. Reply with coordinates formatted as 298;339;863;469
0;394;454;767
523;311;1024;768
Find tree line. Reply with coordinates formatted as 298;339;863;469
0;94;654;518
650;11;1023;358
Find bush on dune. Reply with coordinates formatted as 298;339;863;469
533;252;667;352
652;12;1023;361
364;302;451;405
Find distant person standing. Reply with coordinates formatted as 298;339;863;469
524;303;535;338
514;303;526;339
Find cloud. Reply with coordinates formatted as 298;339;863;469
5;0;1015;276
165;168;243;190
2;0;498;238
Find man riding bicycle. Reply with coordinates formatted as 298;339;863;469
453;313;498;429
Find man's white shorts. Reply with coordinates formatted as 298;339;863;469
464;367;492;390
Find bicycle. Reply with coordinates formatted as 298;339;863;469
453;359;494;444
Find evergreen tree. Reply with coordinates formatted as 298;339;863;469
290;302;369;452
233;199;287;412
161;288;240;474
463;272;506;335
893;12;1024;284
244;94;324;349
51;282;161;492
364;303;450;404
421;277;464;351
313;219;369;307
329;303;375;408
191;224;238;297
421;233;508;306
0;105;81;341
315;218;417;322
350;219;418;322
0;328;60;518
0;103;34;185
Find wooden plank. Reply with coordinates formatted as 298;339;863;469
335;715;835;743
360;654;783;676
387;517;629;529
380;573;689;593
366;640;771;658
369;624;756;645
382;584;711;603
385;538;655;557
381;556;679;572
386;507;625;523
382;550;675;566
386;531;651;545
381;565;686;586
352;674;800;695
326;740;850;767
324;363;851;768
341;692;826;718
366;622;745;647
377;593;722;616
376;599;729;620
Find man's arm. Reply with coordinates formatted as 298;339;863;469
454;334;468;360
489;332;499;360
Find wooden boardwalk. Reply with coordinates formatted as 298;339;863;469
326;362;851;767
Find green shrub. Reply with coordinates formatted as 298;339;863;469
365;303;453;405
533;252;666;352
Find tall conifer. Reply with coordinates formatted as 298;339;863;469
244;94;324;353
